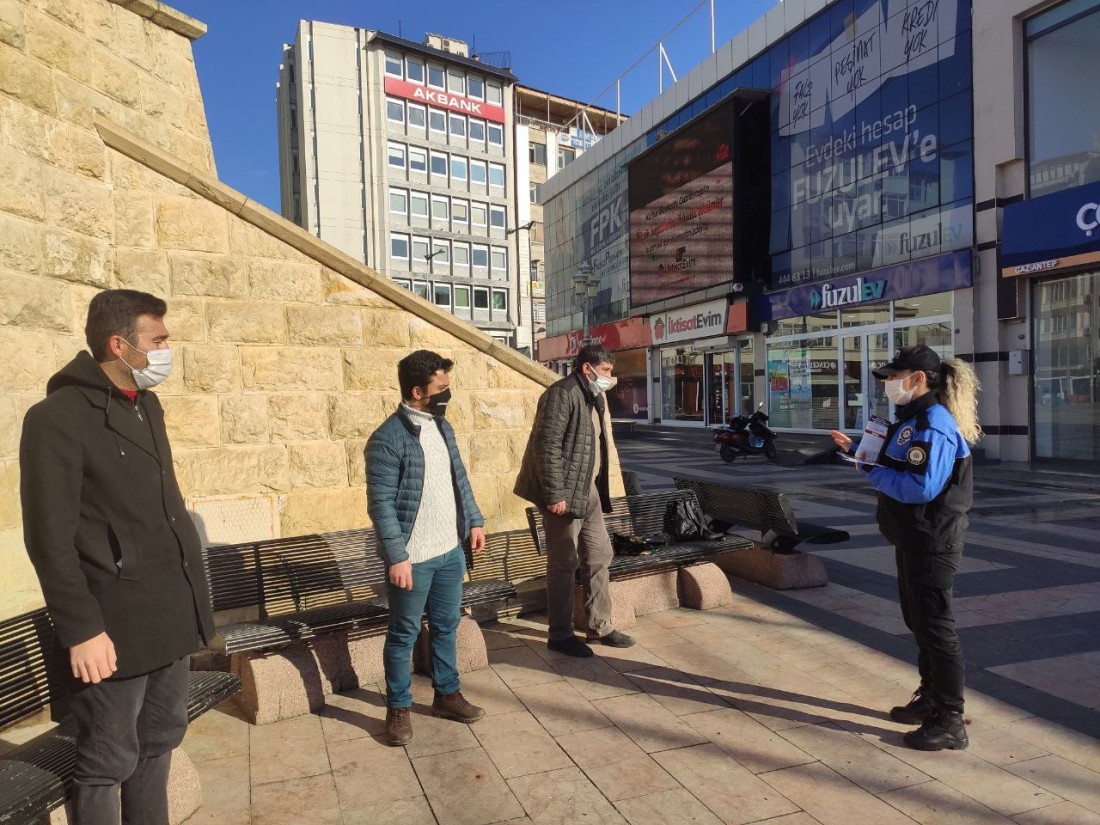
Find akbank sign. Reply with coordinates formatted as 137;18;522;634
1001;180;1100;277
808;277;887;311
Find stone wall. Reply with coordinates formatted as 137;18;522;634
0;0;623;619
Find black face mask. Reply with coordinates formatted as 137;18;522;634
425;388;451;417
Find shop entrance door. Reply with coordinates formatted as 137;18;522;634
705;352;735;427
841;331;893;431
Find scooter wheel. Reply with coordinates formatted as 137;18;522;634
719;445;738;463
764;441;778;460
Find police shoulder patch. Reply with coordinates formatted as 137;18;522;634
897;426;913;446
906;446;927;466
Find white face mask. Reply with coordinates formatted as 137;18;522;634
120;340;173;389
585;366;614;394
884;376;913;406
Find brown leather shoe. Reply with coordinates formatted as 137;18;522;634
432;690;485;723
386;706;413;746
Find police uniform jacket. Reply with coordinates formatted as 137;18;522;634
863;392;973;553
20;352;215;679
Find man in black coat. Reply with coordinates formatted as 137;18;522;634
515;345;635;657
20;289;215;825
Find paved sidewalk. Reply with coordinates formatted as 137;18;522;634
181;605;1100;825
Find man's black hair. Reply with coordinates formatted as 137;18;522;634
572;344;615;374
85;289;168;361
398;349;454;400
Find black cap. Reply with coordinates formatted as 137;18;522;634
873;344;943;379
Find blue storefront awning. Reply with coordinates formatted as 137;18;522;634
1001;180;1100;276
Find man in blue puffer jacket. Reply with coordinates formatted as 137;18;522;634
366;350;486;746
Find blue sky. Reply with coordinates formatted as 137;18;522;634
168;0;778;212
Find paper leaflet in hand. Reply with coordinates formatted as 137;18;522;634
851;415;890;466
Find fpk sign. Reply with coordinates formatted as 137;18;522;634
809;277;887;310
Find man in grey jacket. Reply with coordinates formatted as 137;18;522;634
366;350;486;746
515;345;635;657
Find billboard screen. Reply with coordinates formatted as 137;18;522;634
628;104;736;307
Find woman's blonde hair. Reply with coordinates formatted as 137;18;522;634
934;358;982;445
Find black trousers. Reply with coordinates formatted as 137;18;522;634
895;546;965;713
68;656;190;825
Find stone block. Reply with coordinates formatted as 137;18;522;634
160;395;220;448
66;127;107;180
247;259;322;303
487;358;539;391
25;7;91;84
288;440;347;489
269;393;328;441
0;460;20;530
113;192;156;248
207;300;287;344
616;570;680;616
342;348;401;393
109;2;153;71
92;46;142;109
155;196;228;253
45;169;111;239
715;543;829;590
359;307;412;347
234;644;331;725
169;252;247;298
174;444;290;498
228;219;307;262
0;143;45;221
0;269;71;332
182;344;240;393
240;347;341;391
572;581;637;633
450;350;488;391
320;270;392;307
278;487;369;536
0;394;19;457
143;88;186;134
183;98;208;139
220;394;270;444
41;228;110;287
287;305;362;346
0;40;56;115
328;393;386;439
346;631;387;688
471;394;528;430
407;316;462;349
0;213;42;275
164;296;204;342
414;615;489;678
345;439;367;486
0;327;56;391
168;129;214;173
0;0;25;49
466;474;501;522
467;431;514;475
30;0;82;31
114;247;170;295
678;563;734;610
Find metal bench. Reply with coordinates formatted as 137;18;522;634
0;607;239;825
525;490;754;579
202;528;517;655
673;477;849;553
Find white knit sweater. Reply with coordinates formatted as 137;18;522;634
402;404;460;564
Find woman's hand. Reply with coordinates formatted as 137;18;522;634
829;430;853;452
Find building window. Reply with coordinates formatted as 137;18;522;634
427;63;445;89
559;147;576;168
407;103;426;131
409;191;429;218
488;163;505;189
387;143;406;169
470;160;487;186
529;143;547;165
488;122;503;147
406;57;425;84
491;289;507;311
451;157;468;182
467;76;484;99
408;147;427;173
471;202;487;228
412;281;428;299
447;68;465;95
429;108;446;135
453;243;470;267
472;245;489;269
469;119;486;144
385;53;403;77
434;283;451;307
454;285;471;308
389;188;408;216
530;184;541;204
391;233;410;259
452;199;469;226
486;81;502;105
393;278;412;291
432;196;450;222
432;240;450;264
386;97;405;124
489;205;506;230
473;287;490;309
412;237;430;262
449;113;466;139
430;151;448;178
490;247;507;278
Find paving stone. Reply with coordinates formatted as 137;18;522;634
759;761;918;825
181;706;250;763
555;725;680;802
1013;801;1100;825
184;755;250;825
622;666;729;716
339;795;438;825
315;687;387;743
879;779;1016;824
508;766;627;824
414;747;525;825
328;733;423;808
681;707;815;775
248;713;331;786
1005;754;1100;815
513;679;614;737
778;722;930;794
490;644;564;689
613;787;724;825
550;653;640;701
250;773;342;825
591;691;710;754
472;710;573;779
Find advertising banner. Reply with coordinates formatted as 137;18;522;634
383;77;505;123
1001;180;1100;276
536;316;652;362
650;299;729;346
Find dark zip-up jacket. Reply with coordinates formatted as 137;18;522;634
20;352;215;679
514;372;612;518
365;405;483;566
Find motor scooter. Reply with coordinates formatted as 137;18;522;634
712;403;778;462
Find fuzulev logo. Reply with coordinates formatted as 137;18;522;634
809;277;887;310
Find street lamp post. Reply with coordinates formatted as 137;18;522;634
507;220;536;355
573;261;597;345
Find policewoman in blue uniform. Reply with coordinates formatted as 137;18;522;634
831;345;982;751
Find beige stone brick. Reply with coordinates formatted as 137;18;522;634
0;213;42;275
247;259;322;303
0;0;25;49
451;351;488;391
0;267;71;332
471;393;528;430
320;270;391;308
169;252;247;298
467;431;514;476
0;327;55;391
0;393;20;458
167;128;213;173
487;358;540;391
174;444;290;498
160;395;220;448
269;394;329;442
495;476;530;531
41;228;110;287
228;219;306;262
183;98;208;139
109;3;152;72
114;247;169;294
206;300;286;345
341;348;401;393
286;305;362;347
25;7;91;83
46;168;112;239
164;296;204;342
0;144;46;221
328;393;387;440
29;0;82;30
240;347;341;391
0;98;65;167
113;192;155;248
279;487;369;536
220;394;270;445
182;344;239;393
467;474;501;522
408;316;463;349
358;308;411;347
0;41;56;116
52;72;112;130
84;0;112;47
155;196;228;253
92;45;142;108
0;460;19;530
288;441;348;489
345;439;367;486
68;127;107;179
443;392;474;433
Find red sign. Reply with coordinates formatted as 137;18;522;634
384;77;506;123
537;317;652;362
725;301;748;334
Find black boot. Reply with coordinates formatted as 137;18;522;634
903;707;969;751
890;687;936;725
